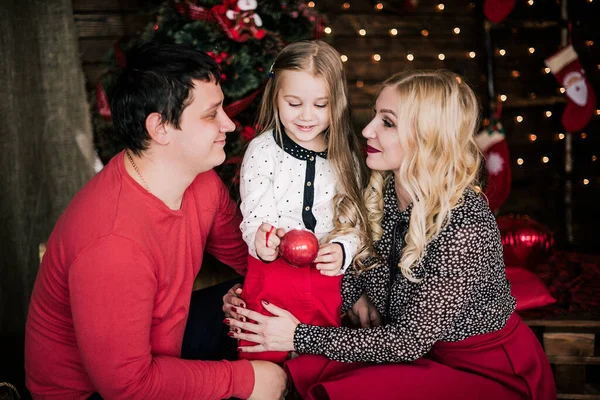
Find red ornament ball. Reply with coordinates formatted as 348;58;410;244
279;228;319;267
496;215;555;268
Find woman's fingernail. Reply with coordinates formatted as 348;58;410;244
227;331;234;337
223;319;230;325
262;300;269;305
240;303;246;308
231;306;237;313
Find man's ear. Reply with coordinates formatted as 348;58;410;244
145;112;170;146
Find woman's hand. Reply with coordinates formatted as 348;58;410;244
314;243;343;276
346;293;382;328
222;284;246;332
225;301;300;353
255;223;282;262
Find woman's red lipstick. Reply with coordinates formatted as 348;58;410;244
366;145;381;154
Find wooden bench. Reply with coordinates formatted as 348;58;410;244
522;310;600;399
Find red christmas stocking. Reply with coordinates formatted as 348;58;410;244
545;45;596;132
475;121;511;212
484;0;516;23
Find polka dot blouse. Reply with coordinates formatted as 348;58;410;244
294;176;516;363
239;129;360;273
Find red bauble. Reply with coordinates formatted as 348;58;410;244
279;229;319;267
496;215;555;268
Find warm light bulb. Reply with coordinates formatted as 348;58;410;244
453;27;460;34
542;156;549;163
597;109;600;115
407;53;414;61
581;132;587;139
437;3;445;10
469;51;476;58
559;87;566;93
530;92;537;99
356;80;364;88
390;28;398;36
517;158;524;165
340;55;348;62
499;49;506;56
511;70;520;78
529;134;537;142
586;40;594;47
438;53;445;60
527;0;534;5
558;133;565;140
545;111;552;117
544;67;551;74
500;94;507;102
358;29;366;36
592;155;597;162
376;2;384;10
342;2;350;9
528;47;535;54
373;54;381;61
516;116;523;122
421;29;429;37
324;27;332;34
583;179;590;185
308;1;315;7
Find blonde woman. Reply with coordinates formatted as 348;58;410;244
224;70;556;399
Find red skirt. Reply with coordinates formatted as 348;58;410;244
285;313;556;400
240;255;343;363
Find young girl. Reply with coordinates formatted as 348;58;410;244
237;40;369;363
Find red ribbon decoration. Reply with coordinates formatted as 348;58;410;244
174;2;215;21
96;79;112;120
224;87;263;118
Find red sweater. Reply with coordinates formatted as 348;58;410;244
25;152;254;399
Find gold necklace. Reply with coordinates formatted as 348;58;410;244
126;150;151;193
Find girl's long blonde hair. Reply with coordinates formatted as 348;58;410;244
256;40;370;258
360;70;482;281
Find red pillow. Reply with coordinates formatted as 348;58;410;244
505;266;556;311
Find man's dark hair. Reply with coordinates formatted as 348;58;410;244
110;42;221;154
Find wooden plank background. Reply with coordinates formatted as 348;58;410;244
73;0;600;252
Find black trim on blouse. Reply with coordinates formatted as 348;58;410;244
273;129;327;232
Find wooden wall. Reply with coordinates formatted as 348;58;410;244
74;0;600;252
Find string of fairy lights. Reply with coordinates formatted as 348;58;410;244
306;0;599;186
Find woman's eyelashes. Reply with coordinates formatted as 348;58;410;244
383;118;395;128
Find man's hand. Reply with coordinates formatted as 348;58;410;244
314;243;344;276
222;284;246;331
248;360;287;400
254;223;282;262
346;293;382;328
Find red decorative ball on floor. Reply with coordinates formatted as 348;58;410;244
496;215;555;268
279;228;319;267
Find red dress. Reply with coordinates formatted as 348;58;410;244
240;255;343;363
285;313;556;400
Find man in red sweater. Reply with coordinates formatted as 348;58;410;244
24;42;287;400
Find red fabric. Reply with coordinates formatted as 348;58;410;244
286;314;555;400
506;266;556;311
484;0;516;23
25;152;254;400
483;139;511;212
240;255;343;363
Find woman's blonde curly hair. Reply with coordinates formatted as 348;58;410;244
357;70;482;282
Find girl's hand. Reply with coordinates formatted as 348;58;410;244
226;301;300;353
254;223;281;262
314;243;344;276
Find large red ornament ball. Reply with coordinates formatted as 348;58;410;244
279;228;319;267
496;215;555;268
